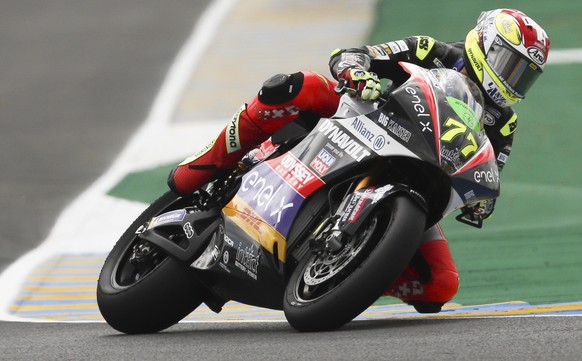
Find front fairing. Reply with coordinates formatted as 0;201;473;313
390;62;500;215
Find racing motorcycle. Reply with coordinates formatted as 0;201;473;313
97;62;500;334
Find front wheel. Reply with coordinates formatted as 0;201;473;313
283;194;426;332
97;191;206;334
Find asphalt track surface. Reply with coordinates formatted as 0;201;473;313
1;1;582;360
0;0;208;272
1;318;581;361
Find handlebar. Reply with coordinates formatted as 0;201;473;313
334;78;357;96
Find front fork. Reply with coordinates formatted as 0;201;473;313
309;174;378;254
309;172;428;255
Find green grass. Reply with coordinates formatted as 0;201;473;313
368;0;582;48
108;164;174;204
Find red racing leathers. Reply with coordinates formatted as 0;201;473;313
168;71;340;195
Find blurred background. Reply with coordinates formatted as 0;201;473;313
0;0;212;272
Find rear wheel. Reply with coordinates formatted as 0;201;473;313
283;194;426;332
97;191;206;334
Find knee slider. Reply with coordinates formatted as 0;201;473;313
258;72;304;105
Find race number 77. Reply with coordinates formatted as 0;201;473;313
440;117;478;158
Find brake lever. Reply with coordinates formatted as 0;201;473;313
334;78;357;96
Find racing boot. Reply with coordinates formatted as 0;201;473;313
168;71;340;195
383;225;459;314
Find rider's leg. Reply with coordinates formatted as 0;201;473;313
168;71;340;195
383;224;459;313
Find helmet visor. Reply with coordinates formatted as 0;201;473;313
486;37;543;98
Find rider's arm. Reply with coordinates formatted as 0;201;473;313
484;106;517;172
329;36;462;83
462;107;516;222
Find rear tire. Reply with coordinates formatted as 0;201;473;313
97;191;205;334
283;194;426;332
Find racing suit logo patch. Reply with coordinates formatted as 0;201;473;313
226;105;244;154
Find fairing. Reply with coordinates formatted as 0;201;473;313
394;62;500;215
193;62;500;308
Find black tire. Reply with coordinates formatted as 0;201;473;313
283;194;426;332
97;191;206;334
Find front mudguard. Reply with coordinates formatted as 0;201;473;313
334;184;428;237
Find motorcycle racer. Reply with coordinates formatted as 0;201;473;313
167;9;550;313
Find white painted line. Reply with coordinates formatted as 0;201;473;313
549;48;582;64
0;0;238;322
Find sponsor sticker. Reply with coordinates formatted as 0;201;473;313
237;163;305;236
473;167;500;183
483;110;496;126
415;36;435;61
310;149;336;176
387;41;402;54
178;139;215;166
500;113;518;136
528;47;545;65
226;105;244;154
386;119;412;143
150;209;186;227
235;242;261;280
317;119;372;161
270;153;325;197
183;222;194;238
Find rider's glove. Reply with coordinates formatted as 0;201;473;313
338;68;382;101
461;199;496;221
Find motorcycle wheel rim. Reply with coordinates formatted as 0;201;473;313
294;214;380;303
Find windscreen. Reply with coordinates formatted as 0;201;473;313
428;68;485;132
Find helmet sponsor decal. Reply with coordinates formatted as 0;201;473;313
464;31;484;81
485;81;508;107
482;68;520;107
495;13;522;45
527;47;546;65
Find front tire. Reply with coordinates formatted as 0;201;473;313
283;194;426;332
97;191;205;334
